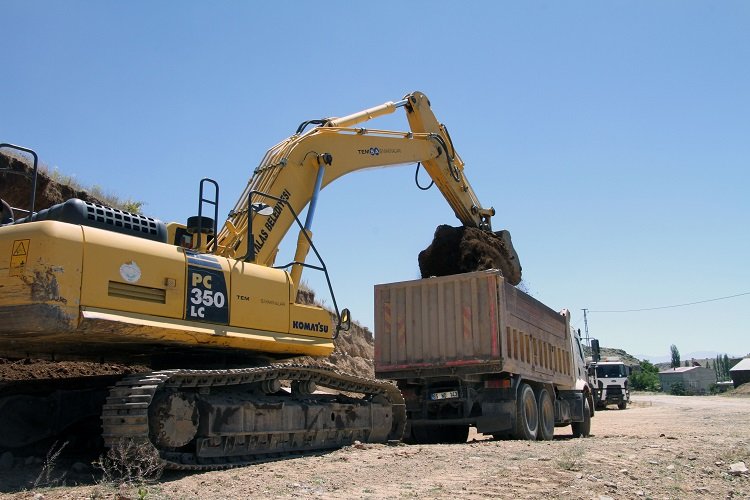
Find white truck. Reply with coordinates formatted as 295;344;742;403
374;270;595;442
588;351;630;410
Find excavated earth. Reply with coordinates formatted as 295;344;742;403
418;224;521;284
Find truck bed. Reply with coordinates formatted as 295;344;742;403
374;270;576;388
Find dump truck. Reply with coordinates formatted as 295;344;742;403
374;270;594;442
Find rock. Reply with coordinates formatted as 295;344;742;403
729;462;748;476
666;464;675;471
33;494;44;500
0;451;14;470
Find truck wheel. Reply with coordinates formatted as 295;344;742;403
571;397;591;438
617;401;627;410
513;383;538;440
536;387;555;441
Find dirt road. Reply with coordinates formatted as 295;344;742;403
2;392;748;499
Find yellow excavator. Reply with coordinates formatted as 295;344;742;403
0;91;521;469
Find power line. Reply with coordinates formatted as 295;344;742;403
591;291;750;313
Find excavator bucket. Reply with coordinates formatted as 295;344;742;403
417;224;522;285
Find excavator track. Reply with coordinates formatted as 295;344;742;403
102;364;405;471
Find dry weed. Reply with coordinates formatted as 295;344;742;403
556;442;586;471
34;440;69;488
93;439;165;486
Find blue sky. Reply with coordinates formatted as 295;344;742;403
3;1;748;358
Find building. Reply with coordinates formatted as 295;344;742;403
729;358;750;388
658;366;717;395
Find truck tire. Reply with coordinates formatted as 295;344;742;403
536;387;555;441
571;397;591;438
513;383;538;440
617;401;627;410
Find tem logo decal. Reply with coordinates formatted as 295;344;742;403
119;261;141;283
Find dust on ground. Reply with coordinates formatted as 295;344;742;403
418;224;521;285
1;392;747;499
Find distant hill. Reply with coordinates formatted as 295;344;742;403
583;345;641;367
636;351;747;365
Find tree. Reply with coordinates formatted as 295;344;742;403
670;381;688;396
670;344;681;369
629;360;660;392
723;354;730;381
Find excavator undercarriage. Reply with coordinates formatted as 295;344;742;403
104;365;405;470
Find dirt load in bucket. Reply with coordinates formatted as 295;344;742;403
418;224;522;285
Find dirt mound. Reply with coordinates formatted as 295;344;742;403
418;224;521;284
291;288;375;378
0;151;105;214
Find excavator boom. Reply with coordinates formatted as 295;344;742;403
214;91;519;286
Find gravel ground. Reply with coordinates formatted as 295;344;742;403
1;392;748;499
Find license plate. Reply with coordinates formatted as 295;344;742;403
431;390;459;400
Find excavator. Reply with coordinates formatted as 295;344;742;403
0;91;521;469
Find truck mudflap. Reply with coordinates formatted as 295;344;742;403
555;390;585;423
102;364;405;470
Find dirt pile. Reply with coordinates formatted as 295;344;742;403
291;288;375;378
418;224;521;285
0;151;105;214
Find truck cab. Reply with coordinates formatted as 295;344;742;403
589;358;630;410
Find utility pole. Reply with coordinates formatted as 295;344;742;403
582;308;590;347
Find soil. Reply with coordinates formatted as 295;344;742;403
0;359;147;383
0;391;747;499
418;224;521;285
0;151;105;215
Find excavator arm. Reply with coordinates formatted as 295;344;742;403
214;91;520;289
